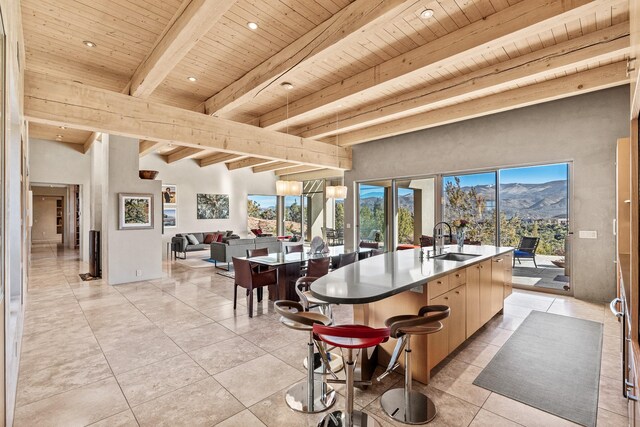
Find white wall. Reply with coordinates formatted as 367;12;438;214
29;139;91;261
102;135;162;285
139;153;278;255
344;86;630;302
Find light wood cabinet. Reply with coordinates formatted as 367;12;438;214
478;260;493;324
466;264;481;338
448;285;466;352
428;276;449;298
428;292;449;369
491;256;506;315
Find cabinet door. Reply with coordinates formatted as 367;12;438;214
491;256;506;315
428;292;449;370
479;260;493;324
448;285;466;353
504;252;513;298
466;265;481;338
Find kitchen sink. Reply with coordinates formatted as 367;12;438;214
433;252;480;262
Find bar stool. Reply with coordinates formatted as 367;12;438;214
274;300;336;413
314;324;390;427
377;305;450;424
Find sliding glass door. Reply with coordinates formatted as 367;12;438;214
358;182;390;250
442;172;497;245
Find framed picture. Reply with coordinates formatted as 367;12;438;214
163;207;177;228
119;193;154;230
162;184;177;205
197;194;229;219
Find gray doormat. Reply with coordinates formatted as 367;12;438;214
473;311;603;427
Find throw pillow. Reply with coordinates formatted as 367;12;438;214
203;233;215;244
216;233;224;242
225;230;234;237
186;234;199;245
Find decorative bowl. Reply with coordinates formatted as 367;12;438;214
139;170;159;180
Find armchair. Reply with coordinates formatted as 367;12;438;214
232;257;278;318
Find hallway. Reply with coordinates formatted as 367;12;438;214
15;245;629;426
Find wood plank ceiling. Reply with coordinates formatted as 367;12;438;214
22;0;632;174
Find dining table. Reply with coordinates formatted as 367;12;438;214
245;245;373;301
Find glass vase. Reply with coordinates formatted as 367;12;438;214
456;229;466;250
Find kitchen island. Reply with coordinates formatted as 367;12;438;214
310;244;514;384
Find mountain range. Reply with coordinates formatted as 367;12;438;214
360;180;568;220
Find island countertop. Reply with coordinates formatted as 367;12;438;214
310;245;514;304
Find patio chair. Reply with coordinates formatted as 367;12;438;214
513;236;540;267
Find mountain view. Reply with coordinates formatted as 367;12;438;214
360;180;567;221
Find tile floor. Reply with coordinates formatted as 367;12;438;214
16;243;627;426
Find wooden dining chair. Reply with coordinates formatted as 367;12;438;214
336;252;358;269
286;244;304;254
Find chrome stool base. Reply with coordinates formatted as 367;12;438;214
380;388;436;424
303;351;344;374
317;410;382;427
284;381;336;413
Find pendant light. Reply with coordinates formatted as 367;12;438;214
326;108;348;199
275;81;302;196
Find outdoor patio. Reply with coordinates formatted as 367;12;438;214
512;254;570;291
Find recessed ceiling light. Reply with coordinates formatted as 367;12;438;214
59;125;67;130
420;9;434;19
247;22;258;30
83;40;97;48
56;134;63;139
187;76;197;82
280;82;294;90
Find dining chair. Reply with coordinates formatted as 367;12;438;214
231;257;278;318
336;252;358;269
286;244;304;254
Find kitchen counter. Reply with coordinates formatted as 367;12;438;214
310;244;514;304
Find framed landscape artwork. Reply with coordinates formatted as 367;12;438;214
162;184;177;204
197;194;229;219
163;208;177;228
119;193;154;230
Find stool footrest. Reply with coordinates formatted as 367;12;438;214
376;362;400;382
327;379;372;387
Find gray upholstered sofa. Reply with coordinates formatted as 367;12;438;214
171;231;239;258
210;236;281;269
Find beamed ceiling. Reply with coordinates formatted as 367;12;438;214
22;0;632;175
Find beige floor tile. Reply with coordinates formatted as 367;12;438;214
214;354;304;406
17;353;113;407
452;340;501;368
166;322;236;352
547;300;605;323
600;350;622;381
131;377;244;427
482;393;579;427
469;408;523;426
215;409;266;427
188;336;266;375
505;293;555;311
103;335;183;375
13;377;128;427
598;375;629;417
332;365;404;409
241;322;306;353
89;409;139;426
116;353;208;406
596;408;628;426
472;325;514;347
217;314;278;335
429;358;491;407
197;302;248;322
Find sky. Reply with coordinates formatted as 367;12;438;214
248;194;277;209
443;163;568;187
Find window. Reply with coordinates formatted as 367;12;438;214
247;195;277;236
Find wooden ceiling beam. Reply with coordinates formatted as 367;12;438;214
203;0;417;116
139;140;167;156
165;147;204;163
336;62;629;146
82;132;100;154
129;0;237;98
199;153;243;167
276;165;322;176
226;157;274;171
252;161;298;173
24;72;351;170
259;0;621;130
299;23;631;139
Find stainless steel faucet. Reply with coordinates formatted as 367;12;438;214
432;221;453;256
